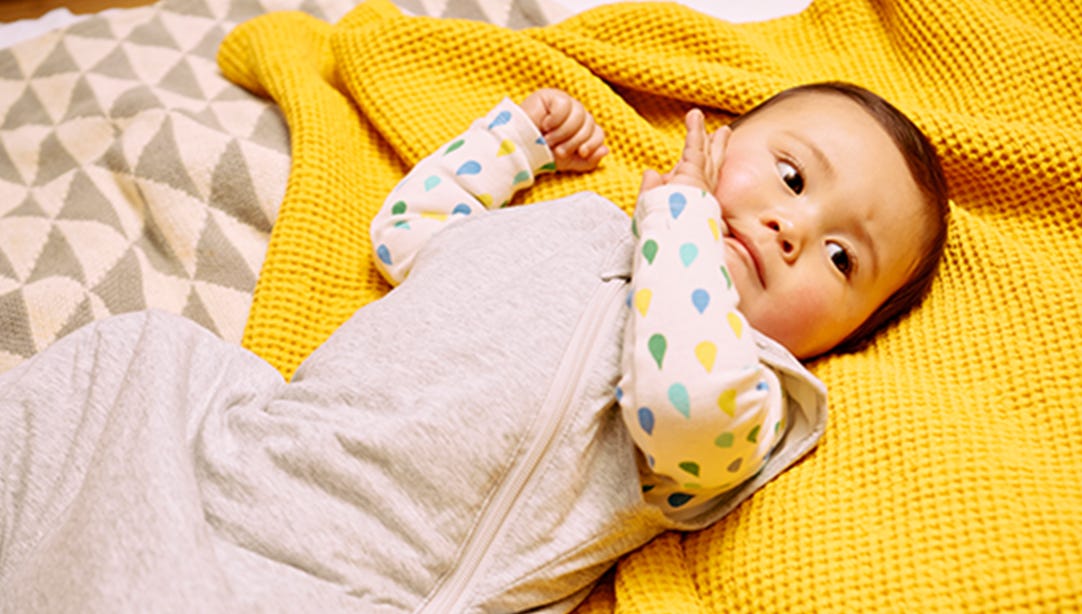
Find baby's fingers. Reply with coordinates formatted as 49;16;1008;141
704;126;731;191
639;168;664;194
543;101;587;148
573;128;608;170
681;109;708;163
538;94;572;133
659;108;718;191
549;107;608;171
551;115;594;158
558;133;608;172
709;126;730;165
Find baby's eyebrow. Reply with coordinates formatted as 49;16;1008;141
783;130;835;180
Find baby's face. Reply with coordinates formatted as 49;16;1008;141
714;92;927;358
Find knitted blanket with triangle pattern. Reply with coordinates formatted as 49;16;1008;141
217;0;1081;610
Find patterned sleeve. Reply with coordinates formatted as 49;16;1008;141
370;99;555;285
616;184;787;514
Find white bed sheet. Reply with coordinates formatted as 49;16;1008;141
1;0;812;51
0;8;96;49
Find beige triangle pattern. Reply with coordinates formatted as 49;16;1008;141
82;72;134;113
237;138;290;221
23;276;87;350
160;10;220;52
66;13;116;40
54;296;96;341
127;14;183;50
91;247;147;314
191;280;251;342
57;218;129;286
58;170;127;233
2;87;52;129
159;57;204;100
122;41;186;86
189;23;229;60
33;134;80;185
210;139;274;233
171;113;233;183
134;115;206;200
181;285;220;336
64;34;120;73
0;242;17;281
61;78;109;122
29;73;81;124
0;48;25;80
8;192;47;218
0;192;30;230
0;139;25;185
27;227;85;284
0;78;27;120
30;171;76;219
31;40;80;79
0;0;431;369
56;116;114;165
195;213;258;291
8;30;62;78
0;215;51;281
0;290;37;357
91;44;139;81
0;126;49;183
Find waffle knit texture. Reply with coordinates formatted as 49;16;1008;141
218;0;1082;611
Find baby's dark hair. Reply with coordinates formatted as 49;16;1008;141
730;81;950;354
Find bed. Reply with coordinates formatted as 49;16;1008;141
1;0;1080;611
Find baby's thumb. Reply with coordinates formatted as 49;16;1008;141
639;169;663;193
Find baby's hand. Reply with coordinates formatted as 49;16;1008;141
521;88;608;172
640;108;729;196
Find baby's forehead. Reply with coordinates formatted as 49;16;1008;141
739;94;893;156
749;93;909;166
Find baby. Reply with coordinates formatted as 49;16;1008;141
371;83;949;515
0;83;948;612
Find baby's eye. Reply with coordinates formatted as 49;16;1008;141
827;242;852;276
776;160;804;194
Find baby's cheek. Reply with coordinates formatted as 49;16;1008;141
765;284;838;355
789;282;835;323
713;159;760;211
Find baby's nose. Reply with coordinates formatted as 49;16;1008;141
764;215;805;260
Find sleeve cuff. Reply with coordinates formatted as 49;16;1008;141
487;98;556;176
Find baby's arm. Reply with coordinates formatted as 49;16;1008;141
618;111;786;513
370;100;552;284
371;91;606;285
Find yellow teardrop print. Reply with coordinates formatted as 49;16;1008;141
634;289;652;317
707;218;720;241
717;389;737;416
695;341;716;372
727;311;743;338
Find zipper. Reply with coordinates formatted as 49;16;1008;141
417;277;627;613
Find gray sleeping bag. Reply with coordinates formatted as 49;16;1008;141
0;193;825;612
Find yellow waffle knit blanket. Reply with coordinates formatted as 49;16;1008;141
218;0;1082;610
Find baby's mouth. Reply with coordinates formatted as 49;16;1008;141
725;227;765;288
